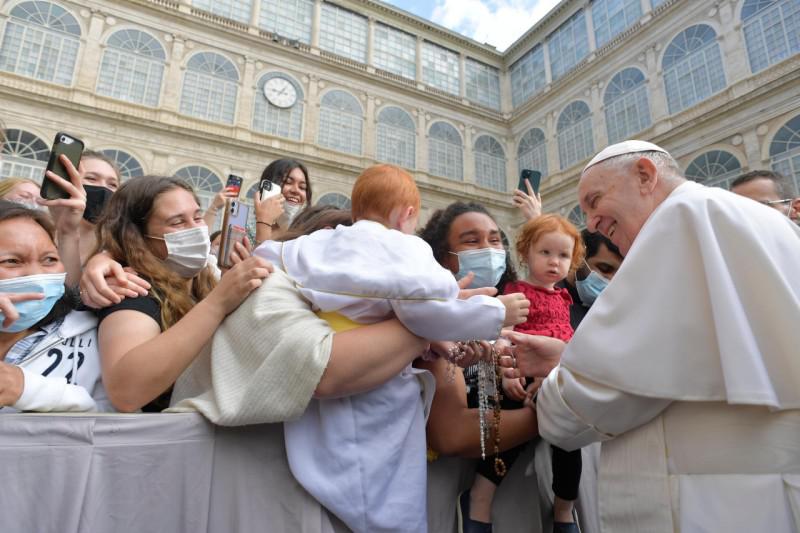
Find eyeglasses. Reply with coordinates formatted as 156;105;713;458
760;199;793;206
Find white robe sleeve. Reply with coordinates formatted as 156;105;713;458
13;367;97;412
391;294;505;341
537;365;671;451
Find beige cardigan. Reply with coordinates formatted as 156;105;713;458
168;269;334;425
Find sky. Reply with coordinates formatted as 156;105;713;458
384;0;562;52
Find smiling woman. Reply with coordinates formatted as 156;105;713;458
254;159;313;243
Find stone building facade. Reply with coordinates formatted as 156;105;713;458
0;0;798;236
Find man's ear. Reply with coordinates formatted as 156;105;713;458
635;156;658;194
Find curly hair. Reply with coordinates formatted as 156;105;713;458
515;214;585;276
93;176;216;328
418;201;517;291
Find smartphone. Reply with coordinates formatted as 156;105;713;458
220;225;247;268
217;201;251;268
41;132;84;200
258;178;281;200
518;169;542;195
225;174;243;197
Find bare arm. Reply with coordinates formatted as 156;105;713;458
314;318;427;398
99;257;272;412
418;357;538;458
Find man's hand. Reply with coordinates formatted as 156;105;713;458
498;331;565;378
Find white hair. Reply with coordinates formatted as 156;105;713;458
599;150;684;184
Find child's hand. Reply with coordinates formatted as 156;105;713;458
502;376;527;401
498;292;530;327
523;378;542;408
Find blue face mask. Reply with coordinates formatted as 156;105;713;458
575;268;609;306
451;248;507;289
0;273;66;332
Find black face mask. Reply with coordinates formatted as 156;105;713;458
82;185;114;224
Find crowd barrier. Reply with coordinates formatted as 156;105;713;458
0;413;598;533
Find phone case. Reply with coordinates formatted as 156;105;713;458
258;179;281;200
225;175;243;197
518;170;542;195
221;225;247;268
41;132;84;200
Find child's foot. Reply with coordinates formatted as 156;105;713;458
457;491;493;533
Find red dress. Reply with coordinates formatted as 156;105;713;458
503;280;574;342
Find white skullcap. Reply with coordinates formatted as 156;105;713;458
583;140;669;173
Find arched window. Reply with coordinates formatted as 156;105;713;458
684;150;742;189
0;1;81;85
474;135;506;191
317;192;351;209
770;114;800;195
567;205;586;230
174;165;223;211
191;0;252;23
592;0;642;48
180;52;239;124
253;73;304;140
662;25;726;115
318;90;363;155
0;129;49;181
517;128;548;177
100;149;144;181
376;106;415;169
557;101;594;170
428;122;463;181
604;67;651;144
742;0;800;73
97;29;165;106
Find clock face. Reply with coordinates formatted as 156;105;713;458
263;77;298;109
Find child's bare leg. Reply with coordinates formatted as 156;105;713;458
469;474;497;522
553;496;575;523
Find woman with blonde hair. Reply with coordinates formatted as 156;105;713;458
0;177;42;208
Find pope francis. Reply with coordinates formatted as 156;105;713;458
504;141;800;532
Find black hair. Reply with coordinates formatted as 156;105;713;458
731;170;792;199
209;230;222;243
259;159;312;204
581;229;622;261
419;201;517;291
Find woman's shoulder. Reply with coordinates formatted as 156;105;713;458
95;294;162;327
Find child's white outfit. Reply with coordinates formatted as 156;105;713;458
256;220;506;533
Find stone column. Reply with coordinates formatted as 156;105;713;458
500;68;513;113
459;53;467;98
364;94;376;159
640;0;652;16
249;0;261;29
236;56;256;129
741;128;764;170
546;111;560;173
717;1;750;85
416;36;424;84
542;43;553;85
417;109;428;171
160;35;186;117
584;2;597;53
303;75;321;145
74;10;105;94
311;0;322;49
463;125;474;183
590;81;608;149
367;17;376;66
644;43;669;123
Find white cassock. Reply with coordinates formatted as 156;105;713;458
537;181;800;533
256;219;505;533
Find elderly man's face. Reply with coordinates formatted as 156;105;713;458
578;158;657;256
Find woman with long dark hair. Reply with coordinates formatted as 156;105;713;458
253;158;312;243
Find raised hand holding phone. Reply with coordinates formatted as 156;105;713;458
41;133;84;201
513;169;542;221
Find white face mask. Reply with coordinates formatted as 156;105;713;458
148;226;210;278
278;202;304;229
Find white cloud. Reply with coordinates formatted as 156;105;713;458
431;0;561;51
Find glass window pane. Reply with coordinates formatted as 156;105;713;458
192;0;252;23
742;0;800;73
174;165;223;211
97;29;165;106
373;23;416;79
557;101;594;169
318;90;363;155
465;59;501;110
684;150;742;189
319;3;367;62
100;149;144;181
0;128;49;182
253;73;304;140
517;128;548;177
770;114;800;195
662;25;726;114
592;0;642;48
474;135;506;191
422;41;460;95
259;0;313;43
428;122;463;180
180;52;239;124
317;192;351;209
547;9;590;81
376;106;415;169
603;67;651;143
510;45;546;108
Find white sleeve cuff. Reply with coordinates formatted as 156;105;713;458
14;367;97;412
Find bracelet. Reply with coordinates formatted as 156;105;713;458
256;221;273;227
